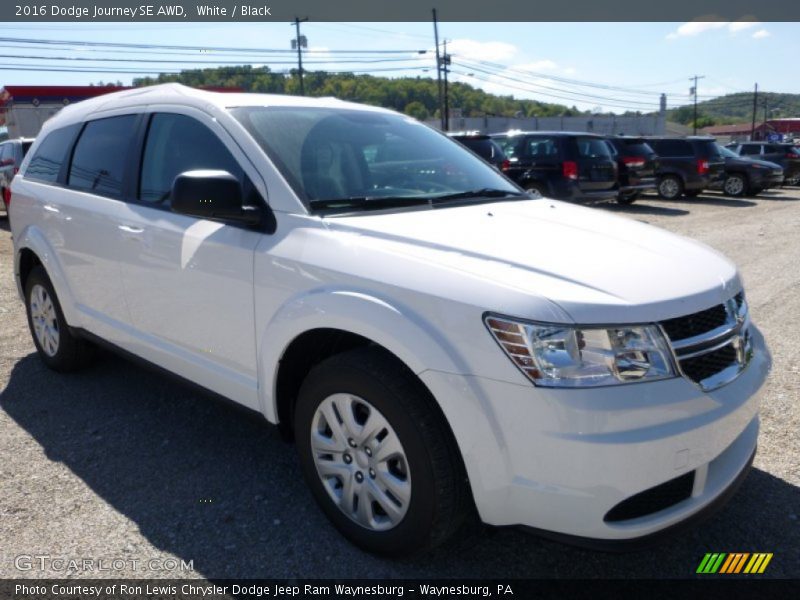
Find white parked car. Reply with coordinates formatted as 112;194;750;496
10;84;770;555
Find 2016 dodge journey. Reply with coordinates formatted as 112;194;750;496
10;84;770;556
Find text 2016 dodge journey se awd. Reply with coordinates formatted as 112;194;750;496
10;85;770;556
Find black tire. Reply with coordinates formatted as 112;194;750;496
617;191;639;205
24;266;94;372
524;182;545;197
722;173;747;197
294;346;470;556
657;175;684;200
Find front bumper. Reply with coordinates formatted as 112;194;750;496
420;328;770;543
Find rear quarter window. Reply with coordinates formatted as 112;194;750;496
459;138;503;161
576;137;611;158
25;125;80;183
651;139;692;157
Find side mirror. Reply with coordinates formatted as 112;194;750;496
171;170;261;225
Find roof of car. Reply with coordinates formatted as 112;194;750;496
40;83;395;129
0;137;35;144
491;130;606;138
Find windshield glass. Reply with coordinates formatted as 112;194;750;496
231;107;520;211
718;144;738;158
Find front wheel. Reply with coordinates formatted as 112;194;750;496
657;175;684;200
294;347;470;556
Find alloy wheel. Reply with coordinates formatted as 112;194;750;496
29;284;60;357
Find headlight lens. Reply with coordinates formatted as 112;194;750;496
485;315;676;387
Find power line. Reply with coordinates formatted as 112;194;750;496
0;36;427;55
452;63;662;110
0;53;428;66
450;69;661;112
0;64;429;75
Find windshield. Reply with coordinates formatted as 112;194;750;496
231;107;520;212
718;144;739;158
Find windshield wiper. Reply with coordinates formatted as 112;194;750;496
428;188;530;204
309;196;431;212
309;189;529;213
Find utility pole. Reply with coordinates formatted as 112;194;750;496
442;40;451;131
689;74;705;135
751;83;758;140
432;9;444;130
291;17;308;96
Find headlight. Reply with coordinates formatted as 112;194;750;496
485;314;676;387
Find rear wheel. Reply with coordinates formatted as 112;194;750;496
657;175;683;200
294;347;470;556
24;266;94;372
617;191;639;205
722;173;747;197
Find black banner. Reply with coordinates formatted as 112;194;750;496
2;579;800;600
3;0;800;22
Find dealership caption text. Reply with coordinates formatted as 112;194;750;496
16;584;511;597
14;4;273;19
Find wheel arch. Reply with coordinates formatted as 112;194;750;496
259;289;471;429
14;227;80;326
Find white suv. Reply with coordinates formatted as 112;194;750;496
10;84;770;556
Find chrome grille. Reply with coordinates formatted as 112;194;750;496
659;292;751;391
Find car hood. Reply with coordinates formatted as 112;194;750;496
326;199;741;324
725;156;782;170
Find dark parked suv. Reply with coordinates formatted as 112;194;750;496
646;137;725;200
448;132;509;170
492;131;617;201
726;142;800;185
605;136;658;204
712;144;783;197
0;137;34;215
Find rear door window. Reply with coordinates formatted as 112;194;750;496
139;113;244;206
25;124;79;183
740;144;762;156
526;137;559;158
68;115;138;199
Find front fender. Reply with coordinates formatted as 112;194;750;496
257;287;473;423
14;225;81;327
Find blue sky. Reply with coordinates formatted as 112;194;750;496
1;22;798;113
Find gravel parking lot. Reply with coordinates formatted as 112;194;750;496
1;188;798;580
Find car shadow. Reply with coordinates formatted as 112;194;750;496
644;194;758;208
594;201;690;217
0;217;9;232
754;190;800;201
2;352;798;579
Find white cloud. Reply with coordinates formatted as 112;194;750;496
446;39;518;62
516;60;558;72
729;21;758;33
666;20;761;39
752;29;771;39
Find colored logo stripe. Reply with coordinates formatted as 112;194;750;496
697;553;726;573
697;553;773;574
744;553;773;574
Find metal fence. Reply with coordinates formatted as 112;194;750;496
426;114;667;136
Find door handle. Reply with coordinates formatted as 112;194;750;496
118;224;144;234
